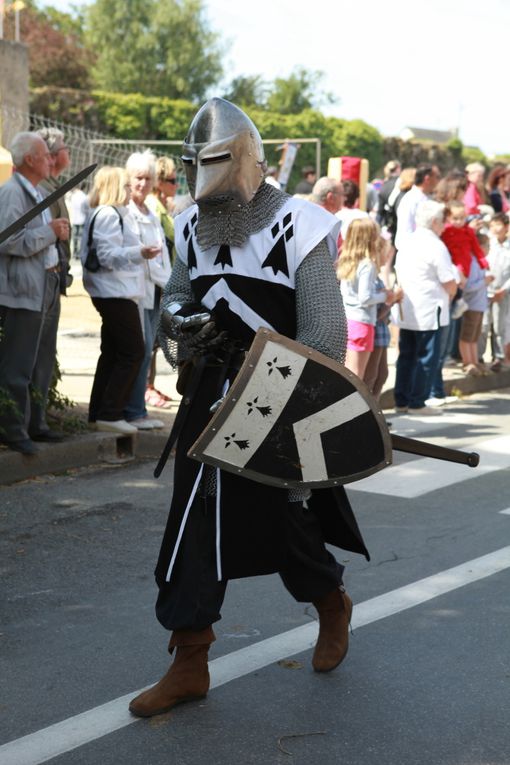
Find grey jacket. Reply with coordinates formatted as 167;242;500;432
0;173;57;311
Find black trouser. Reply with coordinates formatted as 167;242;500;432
89;297;144;422
155;495;344;632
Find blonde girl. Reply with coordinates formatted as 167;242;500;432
337;218;389;378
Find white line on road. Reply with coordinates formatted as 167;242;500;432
499;509;510;515
2;545;510;765
349;435;510;497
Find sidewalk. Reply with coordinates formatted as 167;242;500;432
1;265;510;484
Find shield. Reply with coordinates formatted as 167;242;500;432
188;329;392;488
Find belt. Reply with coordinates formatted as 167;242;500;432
46;266;61;273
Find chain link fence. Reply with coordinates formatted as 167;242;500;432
0;104;187;191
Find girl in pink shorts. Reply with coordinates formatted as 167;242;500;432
337;218;392;378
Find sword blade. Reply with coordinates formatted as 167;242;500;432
0;163;97;246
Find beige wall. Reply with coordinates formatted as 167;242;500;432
0;39;29;149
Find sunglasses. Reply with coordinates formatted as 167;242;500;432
163;177;177;184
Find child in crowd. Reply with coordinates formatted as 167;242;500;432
441;200;489;319
337;218;399;378
483;213;510;370
458;228;494;376
363;237;403;399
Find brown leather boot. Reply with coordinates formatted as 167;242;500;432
311;587;353;673
129;626;215;718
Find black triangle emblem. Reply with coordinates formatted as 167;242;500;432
214;244;233;269
188;237;197;270
261;235;289;277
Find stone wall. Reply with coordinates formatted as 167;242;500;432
0;39;29;148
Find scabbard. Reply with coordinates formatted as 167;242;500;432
391;434;479;467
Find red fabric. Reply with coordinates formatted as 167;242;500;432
340;157;362;184
441;224;488;276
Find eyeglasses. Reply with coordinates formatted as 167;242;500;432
163;177;177;184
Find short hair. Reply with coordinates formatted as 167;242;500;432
491;212;510;226
301;165;315;177
89;166;128;208
37;127;65;154
415;200;446;229
154;156;176;186
9;131;44;167
383;159;400;179
399;167;416;192
126;150;156;184
446;200;465;216
342;179;359;208
312;176;341;203
415;164;435;186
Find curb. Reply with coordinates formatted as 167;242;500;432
0;427;172;486
1;370;509;486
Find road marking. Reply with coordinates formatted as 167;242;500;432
500;509;510;516
349;435;510;497
2;545;510;765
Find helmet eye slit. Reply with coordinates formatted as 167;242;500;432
200;153;232;166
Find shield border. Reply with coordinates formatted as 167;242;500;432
188;328;393;488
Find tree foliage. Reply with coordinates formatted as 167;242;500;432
265;68;337;115
84;0;224;101
3;0;92;89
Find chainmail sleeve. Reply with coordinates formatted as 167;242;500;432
295;238;347;364
158;256;195;369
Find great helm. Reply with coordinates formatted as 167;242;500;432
181;98;266;213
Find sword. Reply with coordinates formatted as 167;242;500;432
0;163;97;246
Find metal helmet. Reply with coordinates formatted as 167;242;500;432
182;98;266;213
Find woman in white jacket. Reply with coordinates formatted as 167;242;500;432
123;151;172;429
81;166;159;434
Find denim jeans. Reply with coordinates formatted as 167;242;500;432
429;322;452;399
394;328;441;409
124;307;156;421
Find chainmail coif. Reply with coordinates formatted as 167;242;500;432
196;182;288;249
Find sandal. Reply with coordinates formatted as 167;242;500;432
145;386;173;408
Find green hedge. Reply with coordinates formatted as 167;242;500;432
30;87;488;188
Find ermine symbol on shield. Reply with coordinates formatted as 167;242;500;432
189;330;392;489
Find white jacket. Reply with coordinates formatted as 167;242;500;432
80;205;145;300
128;200;172;309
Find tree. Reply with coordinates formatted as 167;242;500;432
85;0;225;100
222;75;268;109
265;68;337;115
3;0;93;89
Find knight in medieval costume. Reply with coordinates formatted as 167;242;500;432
129;98;370;718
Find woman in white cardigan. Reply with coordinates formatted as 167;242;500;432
123;151;172;429
81;166;159;434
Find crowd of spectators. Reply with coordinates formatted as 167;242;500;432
302;157;510;416
2;138;510;455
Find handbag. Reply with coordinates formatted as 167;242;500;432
84;206;124;272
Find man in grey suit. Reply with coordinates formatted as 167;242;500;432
0;132;70;455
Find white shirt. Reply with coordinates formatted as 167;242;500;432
395;227;458;330
127;200;172;309
335;207;368;239
395;185;428;251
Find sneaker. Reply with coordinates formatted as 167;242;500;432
407;406;442;416
128;417;165;430
490;359;502;372
451;298;468;320
95;419;138;434
425;396;458;407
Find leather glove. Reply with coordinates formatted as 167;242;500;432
160;302;228;355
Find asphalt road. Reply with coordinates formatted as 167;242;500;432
1;389;510;765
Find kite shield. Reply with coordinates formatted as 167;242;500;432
188;329;392;488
